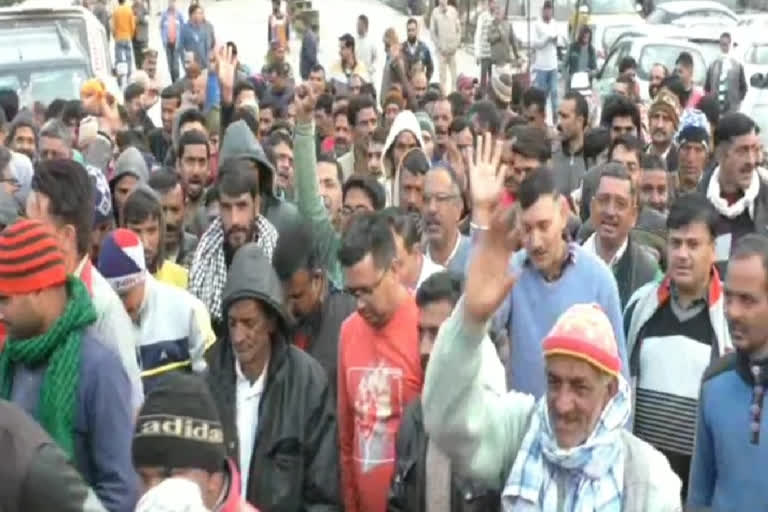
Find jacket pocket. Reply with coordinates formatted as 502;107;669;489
264;437;304;510
388;457;416;511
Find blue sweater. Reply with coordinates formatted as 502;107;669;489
498;244;629;397
688;355;768;510
9;331;138;512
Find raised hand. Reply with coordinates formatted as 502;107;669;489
294;83;316;125
216;45;238;103
466;132;505;226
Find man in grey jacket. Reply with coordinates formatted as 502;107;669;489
422;150;682;510
704;32;747;114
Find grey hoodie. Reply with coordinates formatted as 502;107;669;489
222;242;289;334
0;186;18;227
111;146;150;187
218;120;301;235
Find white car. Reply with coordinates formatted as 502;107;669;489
647;0;740;26
593;35;707;101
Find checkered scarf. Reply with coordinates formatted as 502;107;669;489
189;215;278;322
502;375;631;512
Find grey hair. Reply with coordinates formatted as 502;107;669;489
599;161;638;204
39;119;73;148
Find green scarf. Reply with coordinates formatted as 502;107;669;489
0;276;97;459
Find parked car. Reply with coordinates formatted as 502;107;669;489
593;35;707;100
647;0;739;25
564;0;644;65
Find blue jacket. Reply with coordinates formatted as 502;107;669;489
180;22;212;68
9;331;138;512
300;31;318;80
160;9;184;50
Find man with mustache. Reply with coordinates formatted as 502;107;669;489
552;91;588;195
432;97;453;162
468;139;629;396
677;117;710;194
148;170;199;268
338;95;378;179
501;126;549;206
398;149;429;223
333;105;352;158
176;129;211;238
388;271;505;511
689;233;768;509
188;160;279;333
647;90;680;172
272;221;355;402
697;112;768;277
624;193;730;498
422;164;470;276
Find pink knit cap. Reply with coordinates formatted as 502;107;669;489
542;303;621;377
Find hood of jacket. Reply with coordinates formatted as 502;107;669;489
219;120;276;197
222;242;288;334
111;146;149;186
381;110;425;206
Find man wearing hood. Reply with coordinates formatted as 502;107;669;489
217;119;301;235
381;110;425;206
110;146;150;224
6;114;37;161
206;242;340;510
189;161;279;332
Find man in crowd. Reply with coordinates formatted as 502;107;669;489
272;221;355;400
6;115;37;161
422;164;470;276
189;160;279;330
675;52;704;109
552;91;588;194
148;85;181;163
402;18;433;82
112;0;136;80
98;228;212;394
677;115;710;194
339;95;377;178
705;32;747;114
206;241;339;509
355;15;377;83
639;154;671;216
110;146;149;224
148;170;199;268
430;0;462;94
337;212;422;512
585;163;659;307
25;159;143;410
38;119;74;162
176;129;211;237
388;270;505;511
647;89;680;172
699;112;768;275
160;0;184;83
625;194;732;494
180;3;213;71
0;219;138;511
132;373;257;511
689;233;768;508
532;1;559;124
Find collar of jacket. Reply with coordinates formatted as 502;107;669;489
656;265;721;306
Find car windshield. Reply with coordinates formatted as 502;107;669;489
654;0;743;11
638;44;706;84
647;8;672;24
0;67;87;107
747;44;768;65
587;0;639;14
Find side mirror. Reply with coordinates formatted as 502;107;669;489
751;73;765;88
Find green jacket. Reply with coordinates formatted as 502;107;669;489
294;121;343;288
421;300;683;512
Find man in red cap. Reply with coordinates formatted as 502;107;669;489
0;219;138;511
421;194;683;510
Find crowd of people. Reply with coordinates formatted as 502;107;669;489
0;0;766;510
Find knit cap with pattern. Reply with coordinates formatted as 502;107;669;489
0;219;66;294
98;228;147;294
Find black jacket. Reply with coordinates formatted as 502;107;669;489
206;243;341;512
0;400;106;512
613;236;661;308
401;40;434;81
293;285;356;403
388;400;500;512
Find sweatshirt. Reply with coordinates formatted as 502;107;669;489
111;4;135;42
338;296;424;512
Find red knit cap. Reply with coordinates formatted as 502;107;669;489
0;219;67;295
542;303;621;377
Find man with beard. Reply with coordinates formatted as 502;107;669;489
689;233;768;509
148;85;181;163
697;112;768;276
432;97;453;162
677;116;710;194
333;105;352;158
640;154;671;216
401;18;433;82
422;164;470;276
176;129;210;237
189;160;279;332
388;271;505;512
551;91;588;194
257;101;275;141
6;114;37;161
272;221;355;402
647;90;680;172
124;82;154;136
367;126;388;178
339;95;377;178
148;170;198;267
121;186;189;288
649;63;669;100
398;148;429;221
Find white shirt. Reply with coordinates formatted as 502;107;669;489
532;19;558;71
583;232;628;268
236;358;268;492
416;256;445;290
425;231;461;269
355;33;377;82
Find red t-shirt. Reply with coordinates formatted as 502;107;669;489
337;296;423;512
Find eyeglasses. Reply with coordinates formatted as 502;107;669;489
345;268;388;299
423;193;458;206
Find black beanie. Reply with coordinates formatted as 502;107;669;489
132;373;227;473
